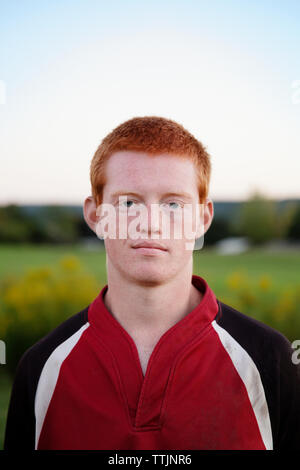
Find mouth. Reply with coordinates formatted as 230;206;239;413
131;244;168;255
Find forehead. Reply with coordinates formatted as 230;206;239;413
103;151;198;195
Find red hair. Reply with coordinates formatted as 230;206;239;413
90;116;211;205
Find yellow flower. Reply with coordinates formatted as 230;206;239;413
59;255;81;272
25;267;52;282
273;290;296;322
3;283;23;308
258;275;272;291
226;272;248;290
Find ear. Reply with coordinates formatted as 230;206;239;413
83;196;101;235
195;197;214;238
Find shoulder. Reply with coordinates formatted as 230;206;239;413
4;306;91;450
215;299;300;450
15;305;90;385
215;299;293;368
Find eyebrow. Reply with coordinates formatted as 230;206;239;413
110;191;194;201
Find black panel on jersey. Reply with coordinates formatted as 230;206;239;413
215;299;300;450
4;306;90;450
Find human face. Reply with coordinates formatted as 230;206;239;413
96;151;208;286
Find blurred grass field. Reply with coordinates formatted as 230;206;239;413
0;242;300;449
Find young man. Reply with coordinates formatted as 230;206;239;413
4;116;300;450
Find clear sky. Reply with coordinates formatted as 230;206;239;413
0;0;299;205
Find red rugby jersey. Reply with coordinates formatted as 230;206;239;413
4;275;300;450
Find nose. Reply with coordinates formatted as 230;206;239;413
137;202;161;238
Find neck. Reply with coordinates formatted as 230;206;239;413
103;260;203;343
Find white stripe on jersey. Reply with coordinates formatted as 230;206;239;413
34;322;90;449
211;320;273;450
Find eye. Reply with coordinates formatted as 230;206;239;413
121;200;135;208
118;199;142;211
161;201;182;210
169;202;180;209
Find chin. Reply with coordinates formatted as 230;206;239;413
129;268;169;287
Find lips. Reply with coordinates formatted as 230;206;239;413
132;241;168;251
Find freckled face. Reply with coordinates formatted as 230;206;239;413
99;151;202;286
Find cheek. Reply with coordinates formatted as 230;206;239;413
174;238;195;257
113;212;137;240
104;238;128;260
167;211;197;243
